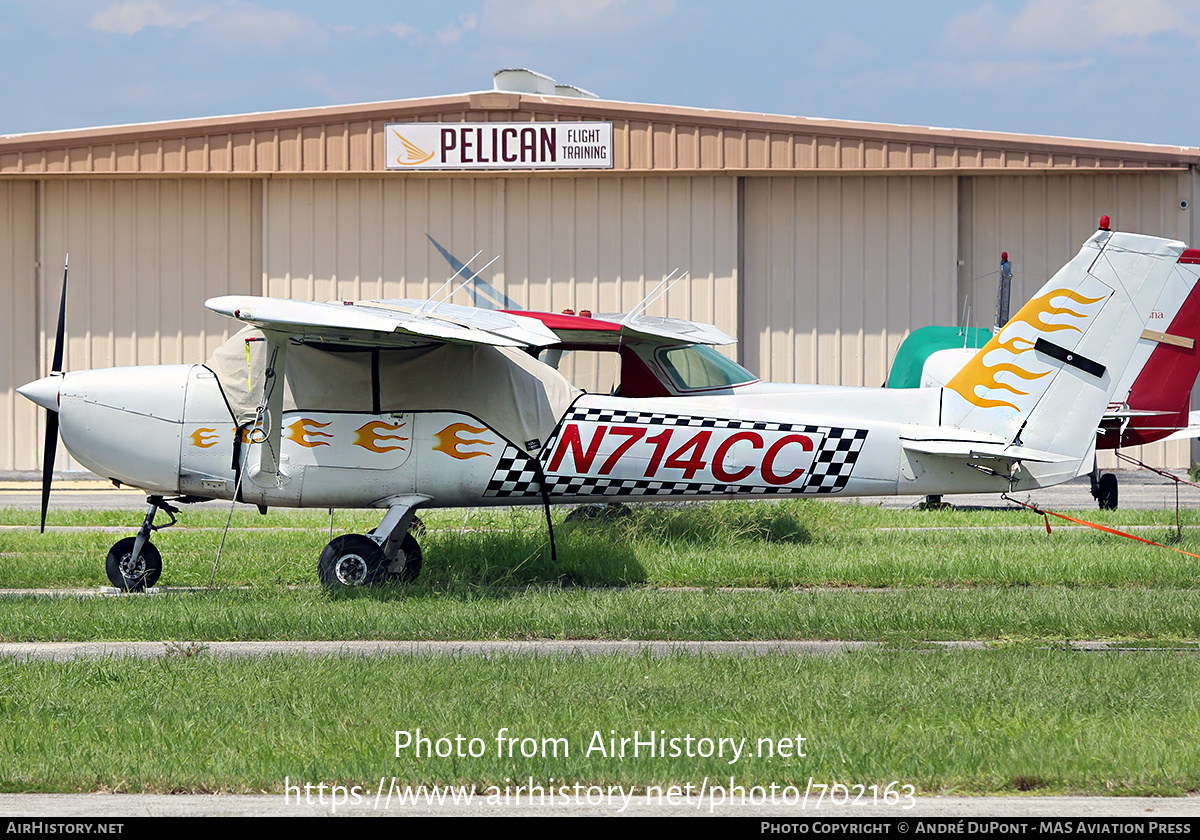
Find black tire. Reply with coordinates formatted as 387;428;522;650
1097;473;1119;510
385;532;423;583
564;503;633;524
318;534;387;588
105;537;163;592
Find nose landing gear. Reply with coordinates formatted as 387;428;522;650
105;496;178;591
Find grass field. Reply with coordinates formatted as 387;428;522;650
2;499;1198;796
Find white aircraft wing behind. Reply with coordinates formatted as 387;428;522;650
592;313;737;345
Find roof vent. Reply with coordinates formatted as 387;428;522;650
492;69;598;99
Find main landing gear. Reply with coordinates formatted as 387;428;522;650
1089;465;1119;510
318;499;424;589
105;496;178;591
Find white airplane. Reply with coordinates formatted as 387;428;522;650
18;222;1200;590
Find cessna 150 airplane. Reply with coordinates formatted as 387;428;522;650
17;221;1200;590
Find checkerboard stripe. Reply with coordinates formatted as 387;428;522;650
484;407;868;499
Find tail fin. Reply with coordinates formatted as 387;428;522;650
942;228;1194;469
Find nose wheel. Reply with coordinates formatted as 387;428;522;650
105;537;163;591
105;496;178;591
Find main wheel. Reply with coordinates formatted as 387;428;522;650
385;532;423;583
318;534;387;588
105;537;163;592
564;503;633;524
1097;473;1119;510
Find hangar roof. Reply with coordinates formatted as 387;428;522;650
2;90;1197;177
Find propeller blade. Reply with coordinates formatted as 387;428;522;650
40;410;58;533
40;256;68;532
51;256;67;374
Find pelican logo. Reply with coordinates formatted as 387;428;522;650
353;420;408;454
190;428;220;449
432;422;494;460
392;129;435;166
286;418;334;448
947;287;1106;411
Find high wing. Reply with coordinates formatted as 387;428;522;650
205;295;560;348
506;309;736;346
597;313;737;346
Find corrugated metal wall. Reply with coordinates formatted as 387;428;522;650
0;181;38;471
6;168;1199;471
960;172;1198;469
741;175;959;388
13;179;261;470
263;175;739;392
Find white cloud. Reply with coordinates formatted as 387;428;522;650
436;12;477;45
91;1;325;50
387;22;418;40
810;31;880;70
946;0;1200;54
199;3;327;51
91;1;218;35
479;0;676;40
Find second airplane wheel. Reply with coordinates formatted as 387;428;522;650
385;532;423;583
1097;473;1119;510
318;534;387;588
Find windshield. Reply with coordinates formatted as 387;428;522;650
654;345;758;391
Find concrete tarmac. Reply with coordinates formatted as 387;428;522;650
1;791;1198;817
3;468;1198;513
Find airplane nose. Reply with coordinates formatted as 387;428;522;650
16;374;62;411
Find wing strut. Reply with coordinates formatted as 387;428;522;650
257;331;288;480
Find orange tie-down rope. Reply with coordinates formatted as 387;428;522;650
1001;493;1200;561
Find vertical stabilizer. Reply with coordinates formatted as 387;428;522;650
941;228;1191;476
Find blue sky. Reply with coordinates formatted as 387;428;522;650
3;0;1199;147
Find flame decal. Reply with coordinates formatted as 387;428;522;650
190;428;220;449
353;420;409;454
285;418;334;448
432;422;494;460
947;288;1106;411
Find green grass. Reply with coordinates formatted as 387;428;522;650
1;649;1197;795
4;501;1200;589
3;499;1200;796
2;587;1200;643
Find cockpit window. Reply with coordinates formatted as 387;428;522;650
654;345;758;391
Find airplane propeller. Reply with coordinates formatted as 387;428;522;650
37;258;67;532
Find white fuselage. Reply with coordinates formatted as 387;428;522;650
45;362;1059;510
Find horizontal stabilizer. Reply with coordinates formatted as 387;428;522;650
902;437;1074;464
1163;410;1200;442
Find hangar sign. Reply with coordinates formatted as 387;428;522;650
385;122;613;170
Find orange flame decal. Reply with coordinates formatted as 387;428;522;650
285;418;334;448
432;422;494;460
947;287;1105;411
353;420;409;453
190;428;220;449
